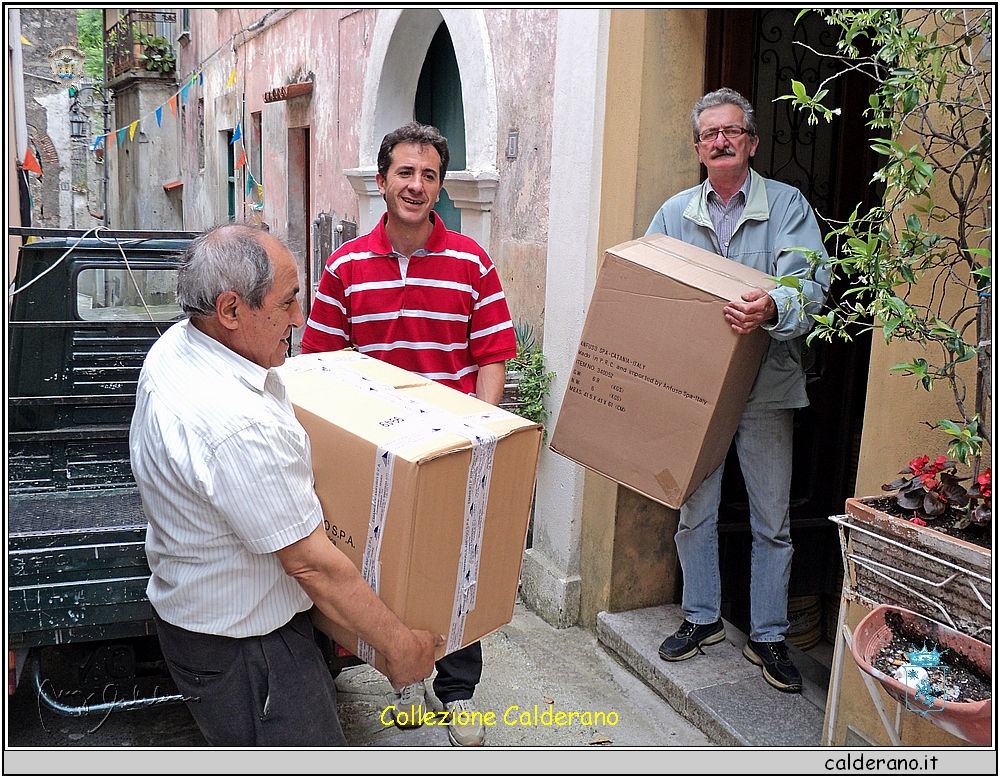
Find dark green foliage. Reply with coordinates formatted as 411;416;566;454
508;321;555;439
76;8;104;81
136;33;176;73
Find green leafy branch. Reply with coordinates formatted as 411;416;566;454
777;9;992;469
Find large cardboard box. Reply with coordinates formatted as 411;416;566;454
549;234;774;509
277;351;542;670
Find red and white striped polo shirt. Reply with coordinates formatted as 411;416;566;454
301;214;516;395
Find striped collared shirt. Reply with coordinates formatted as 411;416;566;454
130;319;321;637
301;213;516;394
705;171;752;257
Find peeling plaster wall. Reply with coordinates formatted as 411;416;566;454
177;8;377;324
19;9;77;228
486;9;557;342
33;91;73;224
112;78;182;230
177;9;373;232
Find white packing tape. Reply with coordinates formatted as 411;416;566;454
446;425;497;653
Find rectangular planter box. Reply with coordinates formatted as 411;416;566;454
841;497;992;644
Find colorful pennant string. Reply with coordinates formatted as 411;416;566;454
81;40;262;218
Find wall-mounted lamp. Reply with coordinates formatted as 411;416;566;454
69;101;89;139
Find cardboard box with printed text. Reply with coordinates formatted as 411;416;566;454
549;234;775;509
276;352;542;672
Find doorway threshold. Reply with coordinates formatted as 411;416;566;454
597;604;830;747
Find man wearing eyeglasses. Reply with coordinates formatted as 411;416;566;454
645;88;831;694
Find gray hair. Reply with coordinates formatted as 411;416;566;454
177;224;274;318
377;121;450;180
691;88;757;141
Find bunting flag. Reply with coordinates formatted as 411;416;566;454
226;68;236;88
198;71;204;85
231;123;242;144
91;135;102;153
22;147;43;175
181;84;190;103
245;172;253;195
129;120;139;141
190;72;198;87
118;127;126;147
155;106;163;127
21;34;32;45
168;95;177;117
235;147;247;169
258;184;264;199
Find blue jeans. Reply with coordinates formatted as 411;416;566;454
675;407;794;643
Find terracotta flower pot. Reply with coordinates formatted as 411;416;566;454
851;604;992;746
843;497;991;643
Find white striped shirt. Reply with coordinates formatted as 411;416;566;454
130;319;321;637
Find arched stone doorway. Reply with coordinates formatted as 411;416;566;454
345;8;499;248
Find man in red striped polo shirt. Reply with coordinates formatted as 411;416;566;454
301;122;516;747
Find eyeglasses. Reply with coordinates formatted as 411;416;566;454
697;126;752;143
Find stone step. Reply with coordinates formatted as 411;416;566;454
597;604;829;747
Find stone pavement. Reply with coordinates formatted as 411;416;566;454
335;598;713;747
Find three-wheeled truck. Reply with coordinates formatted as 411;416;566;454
7;228;359;717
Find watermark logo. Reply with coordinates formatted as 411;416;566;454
897;642;947;714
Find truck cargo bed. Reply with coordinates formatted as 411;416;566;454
8;489;154;648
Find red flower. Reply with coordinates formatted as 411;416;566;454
909;455;930;474
910;516;927;527
977;468;991;500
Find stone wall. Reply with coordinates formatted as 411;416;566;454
19;9;103;230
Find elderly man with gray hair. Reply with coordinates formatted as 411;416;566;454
646;88;831;693
130;224;442;746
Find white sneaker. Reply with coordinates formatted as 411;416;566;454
445;698;486;746
390;681;426;729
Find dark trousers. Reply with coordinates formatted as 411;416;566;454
433;640;482;704
153;609;347;747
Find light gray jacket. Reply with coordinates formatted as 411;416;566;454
646;169;831;409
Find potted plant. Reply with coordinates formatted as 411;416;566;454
843;457;991;644
135;32;176;74
502;320;555;439
850;604;991;746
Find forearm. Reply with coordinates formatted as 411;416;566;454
475;360;506;406
276;526;416;658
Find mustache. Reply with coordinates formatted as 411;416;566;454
710;147;737;159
